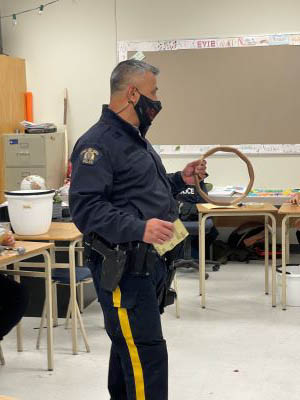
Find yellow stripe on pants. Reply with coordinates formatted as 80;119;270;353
113;286;121;307
118;307;145;400
113;287;145;399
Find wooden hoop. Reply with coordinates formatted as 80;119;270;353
194;146;255;206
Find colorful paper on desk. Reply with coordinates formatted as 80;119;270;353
201;203;238;210
153;219;189;256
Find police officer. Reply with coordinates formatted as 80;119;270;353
69;60;207;400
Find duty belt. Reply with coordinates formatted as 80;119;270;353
85;235;157;276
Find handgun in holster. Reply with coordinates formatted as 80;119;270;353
85;235;127;292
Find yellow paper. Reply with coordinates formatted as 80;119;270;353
153;218;189;256
201;203;238;210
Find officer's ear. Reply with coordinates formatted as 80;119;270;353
127;86;139;105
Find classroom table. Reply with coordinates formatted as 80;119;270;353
278;204;300;310
210;193;290;206
0;241;54;370
14;222;89;355
197;203;278;308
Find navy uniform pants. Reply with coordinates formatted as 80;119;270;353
87;251;168;400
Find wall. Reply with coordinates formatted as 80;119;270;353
0;0;116;152
116;0;300;189
116;0;300;41
1;0;300;188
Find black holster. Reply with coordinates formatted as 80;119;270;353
85;235;127;292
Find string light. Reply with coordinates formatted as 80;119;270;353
1;1;60;22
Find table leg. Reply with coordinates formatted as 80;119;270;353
269;213;277;307
13;263;23;352
281;215;288;310
264;216;269;295
69;242;78;355
200;214;207;308
198;212;202;297
78;241;84;312
49;242;58;327
286;218;290;264
78;240;83;266
42;250;54;371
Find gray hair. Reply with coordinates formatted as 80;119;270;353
110;60;159;94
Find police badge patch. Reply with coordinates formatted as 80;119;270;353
80;148;100;165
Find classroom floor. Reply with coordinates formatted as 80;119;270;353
2;257;300;400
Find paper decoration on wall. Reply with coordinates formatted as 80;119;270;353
130;51;145;61
118;33;300;62
155;144;300;155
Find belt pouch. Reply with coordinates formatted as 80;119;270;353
100;249;127;292
130;244;149;275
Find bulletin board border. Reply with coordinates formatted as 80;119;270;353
154;144;300;156
118;34;300;155
118;33;300;62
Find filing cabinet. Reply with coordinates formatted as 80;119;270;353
3;131;65;191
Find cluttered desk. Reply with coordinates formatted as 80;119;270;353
209;186;299;206
0;241;54;370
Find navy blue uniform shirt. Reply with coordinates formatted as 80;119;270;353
69;105;187;244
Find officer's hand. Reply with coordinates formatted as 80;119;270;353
181;160;207;185
143;218;174;245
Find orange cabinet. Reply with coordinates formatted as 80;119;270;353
0;55;26;202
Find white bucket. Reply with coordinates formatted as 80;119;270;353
277;264;300;307
5;190;55;235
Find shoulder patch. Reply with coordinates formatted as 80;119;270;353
80;148;100;165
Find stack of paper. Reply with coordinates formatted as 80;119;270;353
225;185;246;194
20;120;57;133
209;186;247;197
209;187;235;196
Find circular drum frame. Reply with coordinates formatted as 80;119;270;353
194;146;255;206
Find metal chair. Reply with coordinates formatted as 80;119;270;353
174;220;220;272
36;266;92;352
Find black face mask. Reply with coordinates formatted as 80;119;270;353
134;91;162;137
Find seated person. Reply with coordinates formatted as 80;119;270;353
290;193;300;243
0;228;29;343
290;193;300;206
176;180;218;259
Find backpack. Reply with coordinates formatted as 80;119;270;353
227;221;282;261
212;239;254;264
212;222;266;264
228;222;265;249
